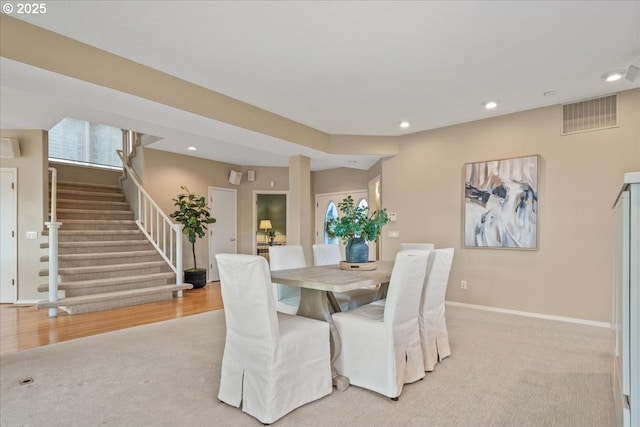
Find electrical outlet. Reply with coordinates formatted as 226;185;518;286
461;280;468;290
388;230;400;238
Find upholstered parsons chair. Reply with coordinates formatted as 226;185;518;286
332;250;430;399
268;245;306;315
216;254;332;424
372;247;455;371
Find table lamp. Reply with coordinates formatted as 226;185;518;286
259;219;272;243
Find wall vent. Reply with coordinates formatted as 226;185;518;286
561;94;618;135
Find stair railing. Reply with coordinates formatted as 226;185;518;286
117;150;185;295
45;167;62;317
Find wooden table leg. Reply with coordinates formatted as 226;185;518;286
297;287;350;391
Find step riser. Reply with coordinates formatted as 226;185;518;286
56;201;130;210
59;223;138;231
56;183;122;194
62;293;173;314
64;279;174;297
52;192;125;202
51;254;164;268
55;266;172;282
57;233;146;242
53;243;155;254
57;212;134;220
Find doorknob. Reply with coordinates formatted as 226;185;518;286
230;238;236;241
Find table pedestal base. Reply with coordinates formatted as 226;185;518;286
297;287;349;391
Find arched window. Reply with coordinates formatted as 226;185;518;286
324;201;339;244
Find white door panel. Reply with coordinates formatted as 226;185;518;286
209;187;237;282
1;169;17;302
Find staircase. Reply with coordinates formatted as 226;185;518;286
37;181;192;314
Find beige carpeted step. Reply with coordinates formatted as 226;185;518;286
39;261;172;282
41;250;163;267
43;230;146;242
53;188;126;202
58;219;138;231
37;272;176;296
56;198;130;210
56;208;134;220
36;283;194;314
56;181;122;193
41;240;156;254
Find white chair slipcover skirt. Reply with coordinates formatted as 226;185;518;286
216;254;332;424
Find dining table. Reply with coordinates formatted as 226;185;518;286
270;260;394;391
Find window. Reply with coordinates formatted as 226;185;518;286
324;201;339;244
48;118;122;169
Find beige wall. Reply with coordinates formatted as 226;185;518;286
52;161;121;186
0;130;48;302
142;148;239;273
312;167;370;195
381;88;640;322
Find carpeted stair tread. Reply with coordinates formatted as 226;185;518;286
36;284;194;309
37;272;176;292
42;240;151;249
41;250;159;262
44;230;143;236
54;188;125;199
39;260;168;276
56;180;122;192
56;208;134;215
59;219;136;225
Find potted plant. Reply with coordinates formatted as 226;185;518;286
327;195;389;263
169;185;216;288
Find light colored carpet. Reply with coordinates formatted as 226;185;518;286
0;306;614;426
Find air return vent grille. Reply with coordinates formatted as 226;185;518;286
561;94;618;135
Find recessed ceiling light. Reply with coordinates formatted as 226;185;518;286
602;71;625;82
399;121;410;129
187;146;197;151
484;101;498;110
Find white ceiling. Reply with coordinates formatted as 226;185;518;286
2;1;639;170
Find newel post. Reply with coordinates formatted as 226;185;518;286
45;221;62;317
173;223;184;297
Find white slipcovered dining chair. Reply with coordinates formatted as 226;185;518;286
371;247;454;371
419;248;454;371
332;250;430;399
216;254;332;424
269;245;306;315
312;244;380;311
400;242;435;251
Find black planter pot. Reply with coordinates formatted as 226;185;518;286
184;269;207;289
345;237;369;263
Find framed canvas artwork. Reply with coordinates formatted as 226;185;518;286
464;155;539;249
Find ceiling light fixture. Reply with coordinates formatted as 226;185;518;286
399;121;410;129
484;101;498;110
602;71;625;82
187;146;197;151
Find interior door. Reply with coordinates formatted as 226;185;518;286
208;187;237;282
1;168;17;302
315;190;377;261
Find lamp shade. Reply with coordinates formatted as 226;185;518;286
259;220;272;230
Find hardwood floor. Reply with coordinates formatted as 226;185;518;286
0;283;223;356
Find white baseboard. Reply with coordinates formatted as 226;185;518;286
445;301;611;329
13;299;41;305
